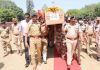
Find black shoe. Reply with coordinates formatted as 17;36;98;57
10;50;13;54
25;63;29;68
97;57;100;61
44;61;47;64
3;52;9;57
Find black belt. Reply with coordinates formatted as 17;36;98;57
30;36;41;38
1;37;9;39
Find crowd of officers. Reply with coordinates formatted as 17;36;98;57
0;12;100;70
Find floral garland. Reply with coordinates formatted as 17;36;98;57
46;7;60;12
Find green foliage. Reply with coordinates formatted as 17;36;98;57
0;0;24;22
66;2;100;19
26;0;34;15
66;9;80;17
42;4;48;12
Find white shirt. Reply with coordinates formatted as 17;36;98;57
19;20;31;36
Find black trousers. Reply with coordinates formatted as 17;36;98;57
23;36;30;64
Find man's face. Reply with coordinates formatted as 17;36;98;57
84;21;87;24
24;15;30;22
13;20;17;24
88;20;91;24
40;18;44;23
70;18;76;24
32;16;37;22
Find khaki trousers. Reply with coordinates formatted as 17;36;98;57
30;37;42;69
66;39;78;65
1;38;12;53
87;35;93;54
12;35;22;51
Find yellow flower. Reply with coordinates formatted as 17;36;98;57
46;7;60;12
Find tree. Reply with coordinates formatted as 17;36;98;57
42;4;48;12
94;3;100;17
66;2;100;19
0;0;24;22
66;9;80;17
26;0;34;15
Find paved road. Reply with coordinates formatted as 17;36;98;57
0;42;100;70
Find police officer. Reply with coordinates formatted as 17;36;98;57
11;18;22;55
95;17;100;61
86;19;95;56
39;16;48;64
79;19;87;46
25;14;42;70
64;16;83;69
0;21;13;57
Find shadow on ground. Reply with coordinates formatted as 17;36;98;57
0;62;4;69
47;47;54;58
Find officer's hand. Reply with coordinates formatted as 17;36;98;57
96;39;98;44
20;39;23;42
81;41;84;45
25;43;29;48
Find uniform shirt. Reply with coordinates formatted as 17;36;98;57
11;24;20;35
86;23;94;35
0;27;10;38
41;23;48;36
26;22;41;36
19;20;31;36
95;24;100;36
80;24;86;32
64;23;81;38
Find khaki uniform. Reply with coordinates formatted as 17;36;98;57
95;24;100;57
26;22;42;69
41;23;48;62
0;27;12;56
64;23;81;65
11;24;22;53
86;24;94;55
80;24;87;45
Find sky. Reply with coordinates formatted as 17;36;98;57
11;0;100;13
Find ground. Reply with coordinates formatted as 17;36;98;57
0;41;100;70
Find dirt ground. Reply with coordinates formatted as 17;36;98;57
0;40;100;70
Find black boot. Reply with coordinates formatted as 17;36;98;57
10;50;13;54
97;56;100;61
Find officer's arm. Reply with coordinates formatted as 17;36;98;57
19;24;23;42
40;24;42;36
95;27;99;46
62;24;67;33
95;31;99;46
8;27;12;42
25;24;30;47
79;27;84;44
